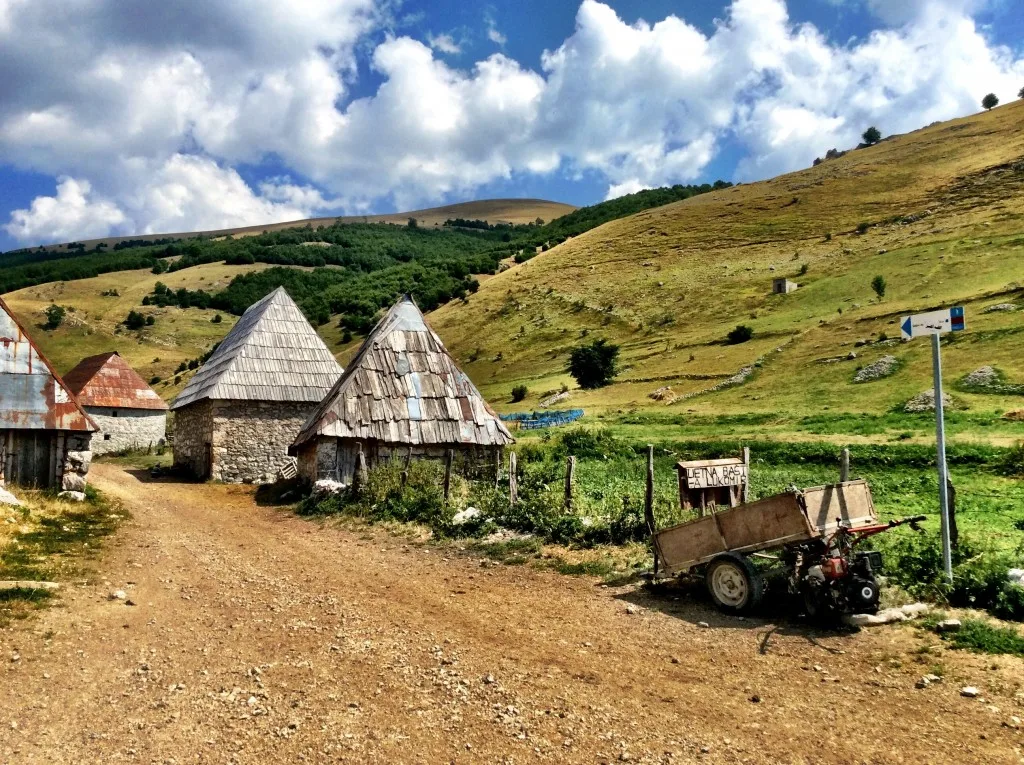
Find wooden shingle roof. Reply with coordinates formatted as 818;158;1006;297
292;296;513;448
64;352;168;411
170;287;343;410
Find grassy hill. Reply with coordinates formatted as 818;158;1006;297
15;198;576;253
429;101;1024;446
4;103;1024;451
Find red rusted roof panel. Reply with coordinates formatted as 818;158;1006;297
0;296;96;431
64;351;168;411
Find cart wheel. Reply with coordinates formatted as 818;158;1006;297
705;552;764;614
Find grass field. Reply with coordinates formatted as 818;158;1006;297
427;100;1024;446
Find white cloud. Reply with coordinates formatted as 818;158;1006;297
427;32;461;55
4;178;126;243
485;11;507;45
3;0;1024;244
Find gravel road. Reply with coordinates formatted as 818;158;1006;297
1;463;1022;764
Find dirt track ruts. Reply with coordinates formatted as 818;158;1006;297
2;463;1022;764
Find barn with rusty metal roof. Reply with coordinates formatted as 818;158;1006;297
0;296;96;491
170;287;343;483
291;295;513;485
64;352;168;455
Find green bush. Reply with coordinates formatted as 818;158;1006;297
44;304;66;330
726;325;753;344
510;384;528;403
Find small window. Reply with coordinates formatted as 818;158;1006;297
104;434;111;441
111;410;118;417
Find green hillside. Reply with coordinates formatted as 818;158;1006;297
428;101;1024;446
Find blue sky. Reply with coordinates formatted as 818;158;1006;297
0;0;1022;251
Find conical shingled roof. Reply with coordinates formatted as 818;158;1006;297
171;287;343;410
293;295;513;448
64;352;168;411
0;296;95;431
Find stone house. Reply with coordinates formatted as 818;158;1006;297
171;287;342;483
772;278;798;294
63;352;168;455
0;296;95;491
291;295;513;484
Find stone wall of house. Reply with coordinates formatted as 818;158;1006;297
210;400;313;484
299;436;500;484
172;401;214;479
85;407;167;455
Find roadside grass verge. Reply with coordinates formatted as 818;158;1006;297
921;612;1024;656
0;487;126;626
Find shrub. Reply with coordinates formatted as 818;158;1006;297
123;310;146;330
982;93;999;111
798;263;808;276
999;442;1024;476
862;126;882;145
211;313;222;323
145;315;155;326
856;221;871;234
43;304;65;330
1019;86;1024;99
568;339;619;389
871;275;887;298
511;384;528;403
149;376;161;385
726;324;754;344
341;330;353;344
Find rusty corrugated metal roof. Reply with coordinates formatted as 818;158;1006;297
64;352;168;411
0;296;96;432
292;295;513;449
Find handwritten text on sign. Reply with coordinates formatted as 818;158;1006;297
682;463;748;489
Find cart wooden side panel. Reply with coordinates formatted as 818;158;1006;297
653;492;814;575
802;479;877;535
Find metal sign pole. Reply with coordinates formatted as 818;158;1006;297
931;333;953;582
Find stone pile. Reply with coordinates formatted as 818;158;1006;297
853;355;899;383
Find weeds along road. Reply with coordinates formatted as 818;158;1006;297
2;464;1022;764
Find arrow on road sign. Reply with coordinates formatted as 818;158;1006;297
899;307;965;341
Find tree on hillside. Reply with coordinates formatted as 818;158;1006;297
407;217;418;229
871;275;887;299
862;127;882;146
568;339;619;389
726;325;754;344
1019;86;1024;99
124;310;147;330
982;93;999;110
510;384;528;403
44;304;65;330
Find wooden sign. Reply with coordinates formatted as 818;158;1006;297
678;458;748;489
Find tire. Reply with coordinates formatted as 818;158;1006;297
705;552;764;614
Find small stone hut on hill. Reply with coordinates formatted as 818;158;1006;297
64;352;168;455
291;295;513;484
171;287;343;483
0;296;95;490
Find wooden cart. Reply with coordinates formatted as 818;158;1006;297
652;479;878;612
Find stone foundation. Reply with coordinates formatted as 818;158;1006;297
298;437;500;484
85;407;167;455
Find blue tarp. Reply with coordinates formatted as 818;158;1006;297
500;409;584;429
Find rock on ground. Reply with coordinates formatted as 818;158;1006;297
904;389;957;413
853;355;899;383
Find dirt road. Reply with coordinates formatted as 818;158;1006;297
2;465;1022;764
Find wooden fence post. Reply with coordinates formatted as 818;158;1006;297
644;445;656;534
400;449;411;490
509;451;518;506
840;448;850;483
443;449;454;505
742;446;751;503
564;456;576;511
354;446;367;495
947;478;959;551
